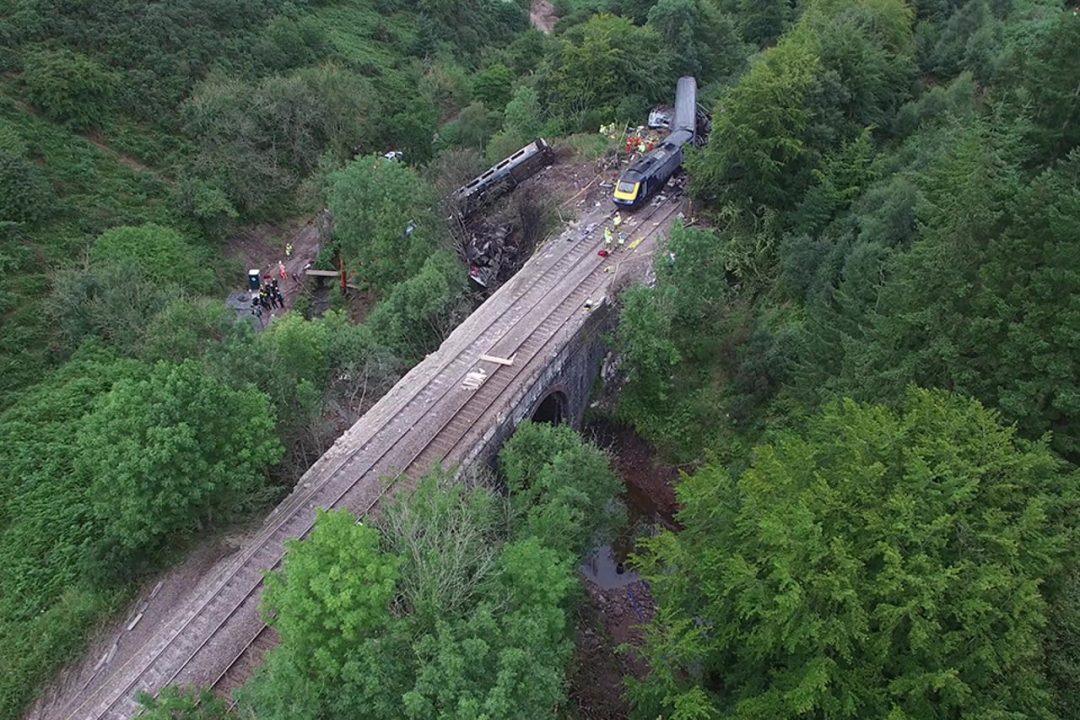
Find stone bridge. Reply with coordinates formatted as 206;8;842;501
40;195;684;720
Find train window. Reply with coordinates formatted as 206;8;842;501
617;181;638;194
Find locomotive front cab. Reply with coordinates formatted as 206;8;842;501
613;167;648;208
613;178;641;206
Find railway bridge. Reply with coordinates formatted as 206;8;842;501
43;194;685;720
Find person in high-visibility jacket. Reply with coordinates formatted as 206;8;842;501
603;226;613;247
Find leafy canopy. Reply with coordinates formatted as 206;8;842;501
632;388;1077;720
75;360;282;564
20;48;115;129
326;155;441;293
245;466;591;720
499;421;624;557
263;509;399;676
90;223;214;293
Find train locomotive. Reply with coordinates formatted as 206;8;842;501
613;76;697;209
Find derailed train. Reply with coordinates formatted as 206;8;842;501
613;76;698;209
451;138;555;219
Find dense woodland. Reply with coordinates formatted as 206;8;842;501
0;0;1077;718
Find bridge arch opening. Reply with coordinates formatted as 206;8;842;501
532;391;568;425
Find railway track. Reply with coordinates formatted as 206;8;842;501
58;194;684;720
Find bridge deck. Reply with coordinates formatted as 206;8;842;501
47;195;684;720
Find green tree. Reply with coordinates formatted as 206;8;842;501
254;15;331;73
49;262;181;356
402;538;575;720
1000;7;1080;165
726;0;794;45
378;472;506;626
184;65;376;213
75;360;282;566
49;224;214;356
486;85;544;162
472;63;514;109
846;133;1080;459
244;455;601;720
549;14;671;127
326;155;442;292
182;73;292;212
499;421;623;557
139;298;237;363
791;127;879;234
175;175;238;239
614;284;682;437
632;388;1078;719
366;250;467;363
687;38;820;210
387;95;440;163
502;85;543;140
20;48;115;129
646;0;747;81
263;509;399;676
690;0;915;213
438;101;499;152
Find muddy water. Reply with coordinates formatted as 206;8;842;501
580;418;681;589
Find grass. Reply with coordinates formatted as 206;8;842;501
307;2;417;72
0;87;184;405
0;352;144;719
559;132;619;161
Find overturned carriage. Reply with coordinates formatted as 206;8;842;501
451;139;555;220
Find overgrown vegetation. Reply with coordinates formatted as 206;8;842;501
632;389;1077;718
4;0;1078;717
236;423;622;720
613;0;1080;716
0;0;545;714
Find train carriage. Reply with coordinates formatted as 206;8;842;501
451;139;555;219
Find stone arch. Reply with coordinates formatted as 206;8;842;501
531;389;568;425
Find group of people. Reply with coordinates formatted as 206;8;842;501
250;278;285;319
602;212;625;253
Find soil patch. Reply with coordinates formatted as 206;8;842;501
530;0;559;33
569;578;656;719
225;210;334;323
569;418;682;718
586;417;680;525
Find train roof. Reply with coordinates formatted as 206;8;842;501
453;139;550;199
674;76;697;135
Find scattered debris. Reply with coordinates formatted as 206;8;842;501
461;368;488;390
648;106;674;129
466;221;513;288
479;353;516;366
